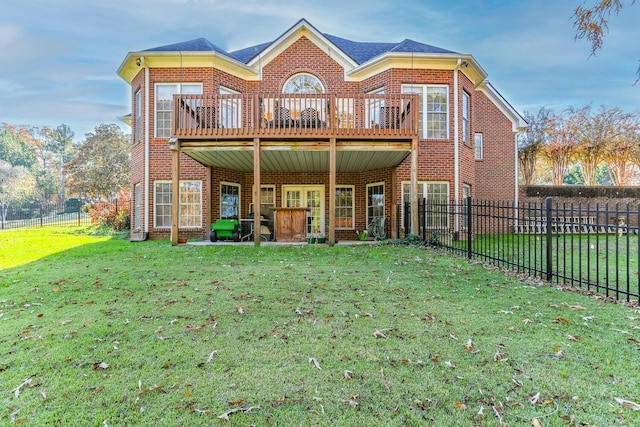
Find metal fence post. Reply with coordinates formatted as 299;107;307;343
467;196;472;259
545;197;553;281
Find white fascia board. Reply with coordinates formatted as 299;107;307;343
117;51;259;84
247;19;357;71
347;53;488;84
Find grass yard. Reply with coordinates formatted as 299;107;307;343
1;227;639;426
451;233;640;301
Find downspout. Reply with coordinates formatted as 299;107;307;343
144;59;150;239
453;59;460;236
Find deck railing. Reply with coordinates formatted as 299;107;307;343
172;93;419;139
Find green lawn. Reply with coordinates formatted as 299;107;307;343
445;233;640;301
1;227;639;426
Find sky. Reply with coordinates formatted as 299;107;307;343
1;0;638;142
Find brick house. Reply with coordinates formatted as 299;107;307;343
117;18;526;245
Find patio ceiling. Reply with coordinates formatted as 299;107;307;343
184;149;410;173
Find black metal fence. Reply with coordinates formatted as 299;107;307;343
399;197;640;302
0;198;129;230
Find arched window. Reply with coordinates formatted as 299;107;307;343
283;73;324;94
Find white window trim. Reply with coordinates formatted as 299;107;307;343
135;89;142;144
401;181;450;229
179;180;203;229
220;182;241;219
366;182;385;226
462;91;470;143
401;84;449;140
134;183;141;230
153;180;203;229
335;185;355;230
283;73;325;94
474;133;484;160
154;82;203;138
154;180;172;229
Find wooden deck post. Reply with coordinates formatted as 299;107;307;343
253;138;261;247
329;138;336;246
169;139;180;246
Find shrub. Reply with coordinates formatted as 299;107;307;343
88;190;131;231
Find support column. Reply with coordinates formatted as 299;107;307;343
328;138;336;246
253;138;261;247
411;137;419;235
170;139;180;246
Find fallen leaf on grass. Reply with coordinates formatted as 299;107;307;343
614;397;640;410
93;362;109;370
344;370;352;380
217;405;260;420
207;350;218;363
531;418;543;427
529;392;541;405
11;377;33;398
235;305;246;315
444;360;455;369
553;317;569;324
373;330;388;339
309;357;322;370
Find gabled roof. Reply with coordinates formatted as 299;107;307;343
139;19;457;67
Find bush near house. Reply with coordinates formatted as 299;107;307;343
87;190;130;230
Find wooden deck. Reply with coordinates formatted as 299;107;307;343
172;93;419;140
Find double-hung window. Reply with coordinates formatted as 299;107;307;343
335;186;354;229
402;182;449;230
154;180;202;228
366;183;385;226
402;85;448;139
219;86;241;128
135;89;142;143
462;91;470;143
155;83;202;138
220;183;240;219
474;133;484;160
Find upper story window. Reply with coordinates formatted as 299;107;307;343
474;133;484;160
462;91;470;143
135;89;142;144
283;73;324;94
401;84;449;139
155;83;202;138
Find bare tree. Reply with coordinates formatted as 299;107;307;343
541;109;580;185
518;108;551;185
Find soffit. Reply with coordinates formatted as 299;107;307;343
117;52;259;84
347;53;487;85
184;150;409;173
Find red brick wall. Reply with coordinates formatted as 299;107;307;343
127;36;519;240
473;90;517;201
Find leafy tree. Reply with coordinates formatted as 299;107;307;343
605;112;640;185
574;106;624;185
518;108;551;185
573;0;639;80
0;124;38;169
0;160;36;222
563;164;585;185
67;124;130;199
541;109;580;185
46;124;76;203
